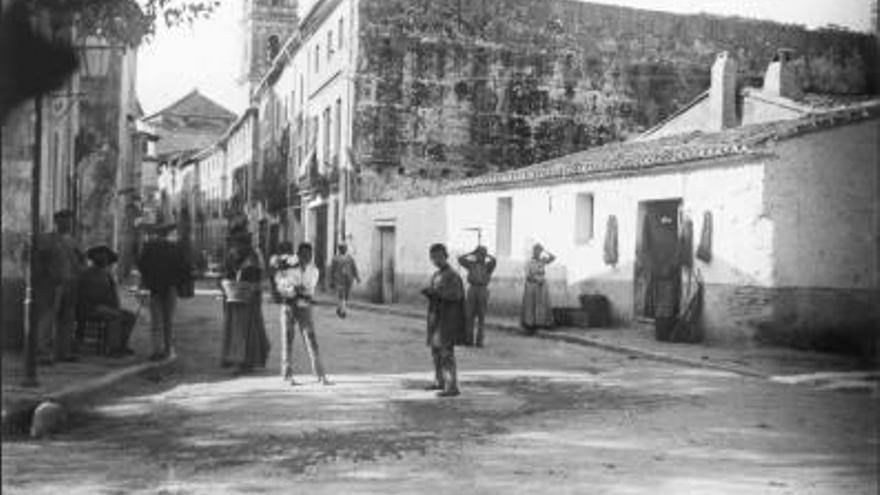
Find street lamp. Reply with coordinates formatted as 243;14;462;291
77;37;113;78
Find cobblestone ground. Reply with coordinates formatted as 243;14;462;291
2;295;877;494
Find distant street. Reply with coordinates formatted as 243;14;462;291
2;294;877;494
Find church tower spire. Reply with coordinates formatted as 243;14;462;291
240;0;299;92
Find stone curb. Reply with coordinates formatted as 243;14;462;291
342;300;769;380
2;355;179;438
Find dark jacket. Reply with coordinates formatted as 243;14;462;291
137;239;191;293
35;231;84;286
424;264;467;348
77;266;119;317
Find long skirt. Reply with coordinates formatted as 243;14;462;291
221;292;270;368
521;281;553;328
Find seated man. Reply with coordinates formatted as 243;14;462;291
77;245;136;357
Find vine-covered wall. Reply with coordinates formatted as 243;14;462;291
352;0;877;200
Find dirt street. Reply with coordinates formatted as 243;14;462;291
2;295;877;494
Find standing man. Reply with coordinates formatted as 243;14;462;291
77;246;136;356
457;245;496;347
34;209;83;364
421;243;467;397
275;242;331;386
136;223;191;361
329;243;360;318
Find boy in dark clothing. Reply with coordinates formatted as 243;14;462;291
421;243;467;397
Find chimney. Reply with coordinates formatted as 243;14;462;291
762;48;802;99
708;51;737;132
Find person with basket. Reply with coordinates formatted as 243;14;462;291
219;226;270;373
275;242;331;386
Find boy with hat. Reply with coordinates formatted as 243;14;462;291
77;245;136;356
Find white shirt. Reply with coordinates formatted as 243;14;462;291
275;257;320;301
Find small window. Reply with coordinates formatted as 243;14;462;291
575;192;594;244
338;17;344;49
315;45;320;72
327;31;333;59
267;35;280;61
496;197;513;257
334;98;342;158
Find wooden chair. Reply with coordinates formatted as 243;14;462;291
77;318;110;356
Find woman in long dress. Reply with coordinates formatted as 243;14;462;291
220;230;270;373
521;243;556;334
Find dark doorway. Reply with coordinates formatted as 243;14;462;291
377;226;396;304
311;204;329;289
634;199;682;319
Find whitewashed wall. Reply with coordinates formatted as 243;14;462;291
446;160;771;307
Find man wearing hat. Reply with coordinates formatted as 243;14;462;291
34;209;84;364
77;245;136;356
136;222;192;360
457;245;496;347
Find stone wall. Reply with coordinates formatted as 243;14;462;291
352;0;877;200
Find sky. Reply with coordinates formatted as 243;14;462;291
136;0;876;117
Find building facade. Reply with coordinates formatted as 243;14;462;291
343;50;879;354
347;104;879;354
234;0;876;286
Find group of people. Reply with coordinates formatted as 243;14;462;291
216;219;360;386
212;223;558;398
35;206;557;401
32;209;192;365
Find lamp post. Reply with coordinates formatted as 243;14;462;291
21;38;114;387
72;39;113;239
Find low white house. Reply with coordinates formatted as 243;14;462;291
347;102;879;353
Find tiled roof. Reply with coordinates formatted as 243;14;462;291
143;89;236;123
155;129;224;159
444;101;880;194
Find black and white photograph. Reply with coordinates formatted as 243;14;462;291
1;0;878;493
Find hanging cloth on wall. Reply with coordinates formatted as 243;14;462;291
696;211;713;263
679;215;694;269
603;215;619;266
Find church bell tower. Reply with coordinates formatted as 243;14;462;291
240;0;299;93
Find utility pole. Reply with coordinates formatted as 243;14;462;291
22;94;43;387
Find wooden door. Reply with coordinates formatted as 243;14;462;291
634;199;682;318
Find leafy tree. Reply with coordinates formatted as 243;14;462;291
34;0;221;46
